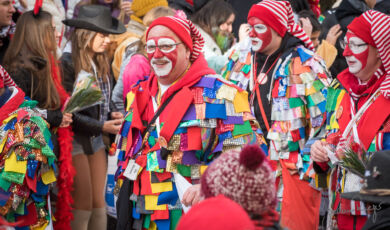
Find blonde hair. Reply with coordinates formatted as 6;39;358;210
142;6;175;27
70;29;110;81
3;11;61;110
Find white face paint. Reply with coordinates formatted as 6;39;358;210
347;37;368;54
253;24;267;34
345;56;363;74
251;37;263;51
151;56;173;77
157;38;178;53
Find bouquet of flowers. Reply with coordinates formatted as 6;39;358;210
340;142;369;178
63;75;103;113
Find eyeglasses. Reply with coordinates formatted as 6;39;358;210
145;42;182;54
340;39;367;50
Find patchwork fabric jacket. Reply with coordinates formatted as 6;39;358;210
114;55;265;229
313;70;390;217
222;37;331;179
0;86;56;228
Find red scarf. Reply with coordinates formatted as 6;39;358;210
50;55;75;230
146;54;215;100
337;68;385;100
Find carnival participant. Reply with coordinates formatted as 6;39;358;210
221;1;331;229
61;5;125;230
114;15;263;229
0;65;57;228
311;10;390;230
2;9;74;228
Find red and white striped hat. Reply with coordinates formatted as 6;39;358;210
146;16;204;62
0;65;16;89
348;10;390;99
248;0;314;51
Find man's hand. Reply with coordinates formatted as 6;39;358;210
326;24;342;46
111;111;124;120
310;140;330;162
182;184;201;207
299;17;313;37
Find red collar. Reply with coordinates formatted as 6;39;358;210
146;54;215;103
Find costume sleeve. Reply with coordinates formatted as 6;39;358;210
316;40;338;69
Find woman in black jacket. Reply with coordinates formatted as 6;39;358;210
61;5;125;230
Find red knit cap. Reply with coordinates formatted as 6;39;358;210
347;15;375;47
347;10;390;99
146;16;204;62
176;195;255;230
247;0;314;51
201;145;276;215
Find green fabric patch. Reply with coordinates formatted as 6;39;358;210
143;214;151;229
125;112;133;122
232;120;252;137
325;88;341;112
15;200;25;215
289;97;304;108
2;171;25;184
307;95;316;107
368;141;376;152
0;172;11;191
288;141;299;152
170;209;182;230
148;135;156;147
20;100;38;109
177;164;191;177
313;80;325;91
302;154;311;162
241;65;251;74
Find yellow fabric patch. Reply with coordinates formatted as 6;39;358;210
145;195;167;211
4;152;27;174
42;169;57;185
151;182;173;194
126;92;135;111
233;90;250;113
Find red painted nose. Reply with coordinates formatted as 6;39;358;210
343;44;353;57
153;47;164;59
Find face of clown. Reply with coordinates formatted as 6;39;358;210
248;17;280;55
146;25;190;85
343;30;380;82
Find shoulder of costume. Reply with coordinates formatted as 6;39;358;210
0;98;56;225
220;39;253;90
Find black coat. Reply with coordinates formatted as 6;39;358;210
363;206;390;230
61;52;114;154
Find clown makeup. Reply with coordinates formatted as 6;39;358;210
343;32;369;74
248;17;272;52
146;37;180;78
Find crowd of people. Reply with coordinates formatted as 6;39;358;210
0;0;390;229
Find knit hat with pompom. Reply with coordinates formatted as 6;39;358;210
201;145;276;215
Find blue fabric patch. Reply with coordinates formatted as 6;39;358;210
219;131;233;141
318;101;327;113
297;47;313;63
214;79;224;91
0;189;11;206
155;219;170;230
132;206;141;219
174;127;187;135
205;103;227;119
383;133;390;150
261;143;268;156
227;59;234;71
224;116;244;125
157;150;167;169
203;87;217;99
299;127;306;139
4;117;16;131
158;184;178;206
121;121;131;137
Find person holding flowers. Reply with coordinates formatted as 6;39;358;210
2;8;75;229
61;4;125;230
310;10;390;230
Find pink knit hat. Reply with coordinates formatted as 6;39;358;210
201;145;276;215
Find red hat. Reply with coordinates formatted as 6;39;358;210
348;10;390;99
0;65;16;89
247;0;314;51
176;195;255;230
146;16;204;61
201;145;276;215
